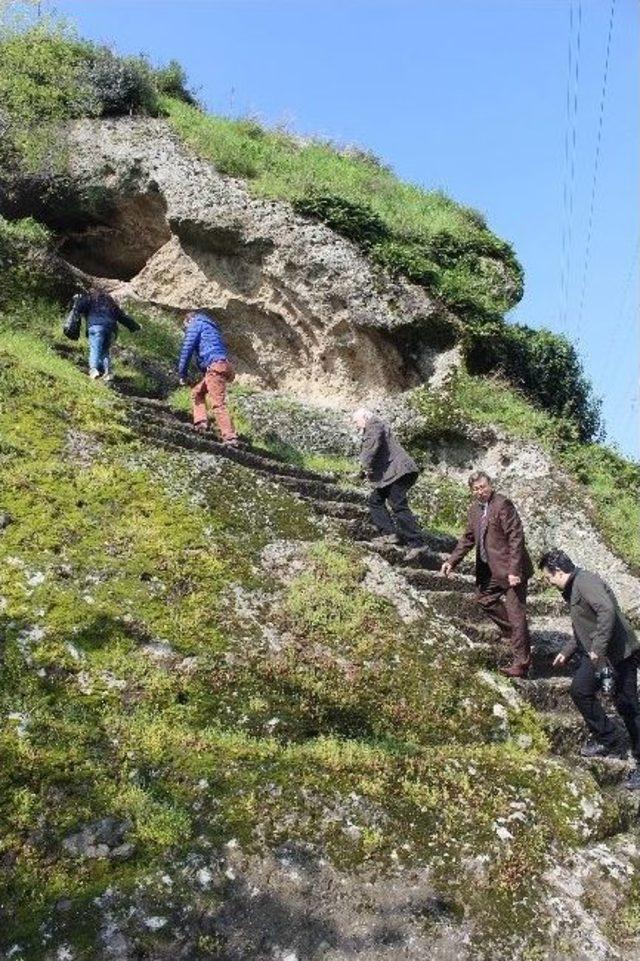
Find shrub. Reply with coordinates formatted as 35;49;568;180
0;19;94;168
462;319;603;442
153;58;197;106
371;237;440;286
410;381;465;441
292;192;389;249
0;13;194;170
79;46;159;117
0;215;56;305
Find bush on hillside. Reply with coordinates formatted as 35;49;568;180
0;13;195;168
80;46;159;117
462;319;603;442
371;238;440;286
292;192;389;249
153;59;197;106
0;215;56;305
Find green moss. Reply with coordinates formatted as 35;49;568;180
411;473;469;537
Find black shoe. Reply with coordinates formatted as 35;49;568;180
371;534;400;548
624;768;640;791
404;545;428;563
580;739;627;760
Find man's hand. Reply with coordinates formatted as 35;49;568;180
552;652;566;667
589;651;600;664
440;561;453;578
507;574;521;587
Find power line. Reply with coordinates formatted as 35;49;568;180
558;0;583;334
598;236;639;385
571;0;617;341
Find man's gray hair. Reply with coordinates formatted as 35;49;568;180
468;470;492;488
352;407;374;424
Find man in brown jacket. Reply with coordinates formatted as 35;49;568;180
441;471;534;677
540;548;640;790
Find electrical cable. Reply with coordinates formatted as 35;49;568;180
572;0;617;341
558;0;583;333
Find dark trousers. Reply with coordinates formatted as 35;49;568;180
368;472;425;547
570;652;640;759
475;561;531;667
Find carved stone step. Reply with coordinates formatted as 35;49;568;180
513;676;574;711
541;712;629;758
131;411;341;484
401;568;476;593
356;541;446;572
421;590;565;623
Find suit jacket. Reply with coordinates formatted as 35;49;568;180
447;492;534;588
560;569;639;664
359;417;418;488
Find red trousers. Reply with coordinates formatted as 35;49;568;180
191;360;238;441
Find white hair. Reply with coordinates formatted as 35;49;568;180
352;407;374;425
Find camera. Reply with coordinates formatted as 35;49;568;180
596;664;615;697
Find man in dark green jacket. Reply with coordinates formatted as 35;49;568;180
539;549;640;790
353;408;426;558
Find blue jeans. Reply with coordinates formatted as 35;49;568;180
88;325;113;375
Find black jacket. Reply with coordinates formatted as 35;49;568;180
561;569;639;664
359;416;418;488
75;292;140;335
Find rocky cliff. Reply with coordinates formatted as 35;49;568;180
2;117;462;405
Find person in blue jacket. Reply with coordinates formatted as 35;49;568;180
177;308;239;444
73;288;140;381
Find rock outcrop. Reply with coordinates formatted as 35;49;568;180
1;117;463;405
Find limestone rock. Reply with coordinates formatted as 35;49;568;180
2;117;460;406
62;817;133;860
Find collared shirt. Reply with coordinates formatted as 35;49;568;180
479;499;490;563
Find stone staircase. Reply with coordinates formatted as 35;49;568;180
126;394;640;839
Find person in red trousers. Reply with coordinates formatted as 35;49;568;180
177;308;239;445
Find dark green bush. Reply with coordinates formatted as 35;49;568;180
0;215;56;305
462;319;603;442
153;59;197;106
0;19;93;168
372;238;440;286
80;46;159;117
0;15;195;168
292;192;389;249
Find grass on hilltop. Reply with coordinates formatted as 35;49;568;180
161;96;523;323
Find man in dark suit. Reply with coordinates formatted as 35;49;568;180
440;471;534;677
353;408;427;560
539;548;640;790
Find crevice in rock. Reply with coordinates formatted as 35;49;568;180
57;192;172;281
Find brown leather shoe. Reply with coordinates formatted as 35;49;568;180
500;661;531;679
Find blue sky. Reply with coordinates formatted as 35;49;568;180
50;0;639;457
